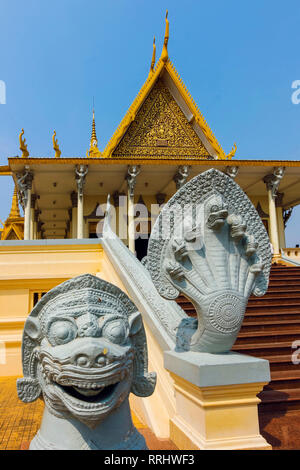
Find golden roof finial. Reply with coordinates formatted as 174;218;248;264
52;130;61;158
150;37;156;73
19;129;29;158
226;143;237;160
161;10;169;63
87;108;101;157
9;185;20;218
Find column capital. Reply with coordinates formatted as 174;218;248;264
225;166;239;179
16;168;34;209
75;165;88;198
126;165;140;198
173;165;191;190
263;166;285;198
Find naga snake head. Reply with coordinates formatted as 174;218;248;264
147;169;272;353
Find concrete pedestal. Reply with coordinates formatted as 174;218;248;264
164;351;271;450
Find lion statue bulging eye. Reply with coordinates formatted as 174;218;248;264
102;319;128;345
48;320;77;346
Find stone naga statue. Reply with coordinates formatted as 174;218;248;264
17;274;156;450
147;169;272;353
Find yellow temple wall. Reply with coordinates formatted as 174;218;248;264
0;241;103;377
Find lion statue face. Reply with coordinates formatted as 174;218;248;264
17;275;156;428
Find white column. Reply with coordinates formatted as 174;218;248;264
70;191;78;239
264;168;285;260
30;194;37;240
126;165;140;254
77;193;84;239
72;208;78;238
128;188;135;253
17;169;34;241
24;188;32;241
267;187;280;258
75;165;88;240
277;207;286;249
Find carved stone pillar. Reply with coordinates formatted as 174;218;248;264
16;168;34;240
263;167;285;259
70;192;78;239
126;165;140;253
173;165;190;190
75;165;88;239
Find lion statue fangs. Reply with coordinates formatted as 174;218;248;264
17;274;156;450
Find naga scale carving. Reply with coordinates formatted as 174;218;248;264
147;169;272;353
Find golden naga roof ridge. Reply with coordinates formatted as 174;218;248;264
150;37;156;73
102;13;235;160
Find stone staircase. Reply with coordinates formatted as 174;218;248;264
176;265;300;449
233;265;300;413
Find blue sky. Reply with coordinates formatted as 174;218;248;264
0;0;299;245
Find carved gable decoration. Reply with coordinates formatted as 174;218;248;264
112;80;210;160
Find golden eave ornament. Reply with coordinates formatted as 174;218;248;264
150;37;156;73
53;130;61;158
19;129;29;158
161;10;169;63
226;143;237;160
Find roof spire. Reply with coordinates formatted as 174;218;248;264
150;37;156;73
91;109;98;147
9;185;21;218
87;108;101;158
161;10;169;63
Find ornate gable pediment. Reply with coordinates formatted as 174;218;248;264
112;80;210;160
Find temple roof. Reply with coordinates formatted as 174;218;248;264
102;13;235;160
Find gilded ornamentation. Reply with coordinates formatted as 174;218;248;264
19;129;29;158
112;81;209;159
52;131;61;158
